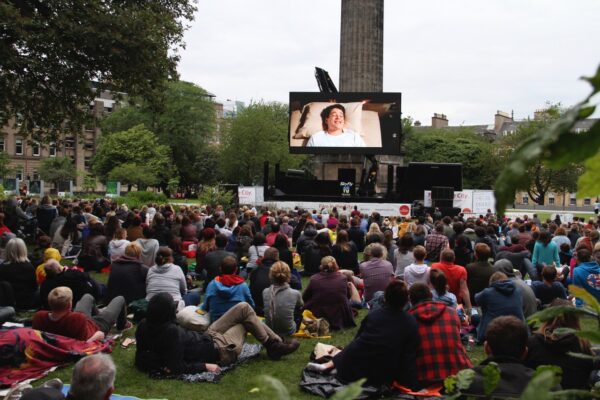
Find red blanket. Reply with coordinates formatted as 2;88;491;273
0;328;111;388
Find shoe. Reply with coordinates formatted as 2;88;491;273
305;362;334;373
42;378;63;390
265;339;300;360
119;320;134;332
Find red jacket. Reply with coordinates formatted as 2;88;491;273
409;301;472;384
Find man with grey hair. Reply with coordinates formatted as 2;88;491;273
67;354;116;400
359;243;394;302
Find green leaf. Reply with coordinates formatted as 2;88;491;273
527;306;591;327
546;118;600;167
552;327;577;336
520;370;555;400
482;362;501;396
455;369;476;391
582;64;600;95
259;375;290;400
549;390;600;399
570;285;600;314
330;379;366;400
566;351;598;360
533;365;562;387
577;151;600;198
576;330;600;344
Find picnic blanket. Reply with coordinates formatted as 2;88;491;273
0;328;111;388
150;343;263;383
300;369;442;399
61;384;166;400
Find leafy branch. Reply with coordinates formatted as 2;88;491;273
494;64;600;215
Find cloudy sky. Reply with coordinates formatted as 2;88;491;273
178;0;600;125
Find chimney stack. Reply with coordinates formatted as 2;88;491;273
431;113;448;129
494;110;513;134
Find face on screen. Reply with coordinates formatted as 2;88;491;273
326;108;345;133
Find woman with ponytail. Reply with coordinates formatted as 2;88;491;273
146;247;199;311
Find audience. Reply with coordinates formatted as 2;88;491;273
262;261;303;336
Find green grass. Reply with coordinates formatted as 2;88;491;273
32;270;599;399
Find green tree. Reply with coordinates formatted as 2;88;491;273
0;1;196;141
498;108;584;206
404;127;499;189
107;163;159;191
219;102;307;185
101;81;216;188
81;173;97;192
39;156;77;190
91;124;173;187
0;152;14;179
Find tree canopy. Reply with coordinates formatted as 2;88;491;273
91;124;172;187
39;157;77;188
100;81;216;187
498;111;583;206
0;0;196;141
219;102;307;185
404;127;499;189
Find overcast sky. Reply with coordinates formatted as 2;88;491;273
178;0;600;125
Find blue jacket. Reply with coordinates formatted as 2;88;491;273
573;261;600;307
201;276;254;322
475;279;524;343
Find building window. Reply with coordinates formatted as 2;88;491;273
32;170;39;181
548;197;555;205
32;142;40;157
15;168;23;181
84;141;94;151
0;137;4;152
15;138;23;155
570;197;577;206
584;198;591;206
84;157;92;169
522;195;529;205
49;142;56;157
65;137;75;149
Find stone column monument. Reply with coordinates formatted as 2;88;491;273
340;0;384;92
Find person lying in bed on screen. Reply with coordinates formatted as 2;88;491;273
306;104;366;147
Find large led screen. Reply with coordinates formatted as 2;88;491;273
289;92;402;155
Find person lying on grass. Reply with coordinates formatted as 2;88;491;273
135;292;300;375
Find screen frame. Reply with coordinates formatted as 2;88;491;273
288;92;402;155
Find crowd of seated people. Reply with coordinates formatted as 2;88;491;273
1;196;599;397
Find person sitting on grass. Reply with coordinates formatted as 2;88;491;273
531;265;567;306
201;255;254;322
429;269;457;308
136;292;299;375
32;286;130;342
250;247;279;316
525;298;596;389
459;316;536;398
262;261;303;336
475;272;524;344
408;283;471;388
303;256;356;330
306;280;419;388
403;245;430;288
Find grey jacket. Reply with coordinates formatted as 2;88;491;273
263;284;303;336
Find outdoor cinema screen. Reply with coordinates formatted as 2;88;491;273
289;92;402;155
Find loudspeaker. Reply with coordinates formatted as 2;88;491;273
431;186;454;200
386;165;394;198
338;168;356;183
433;199;453;208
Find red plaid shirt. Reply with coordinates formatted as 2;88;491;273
409;301;472;384
425;232;449;262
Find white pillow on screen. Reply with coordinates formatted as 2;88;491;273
293;102;363;139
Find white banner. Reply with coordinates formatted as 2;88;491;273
238;186;256;204
266;201;411;217
472;190;496;214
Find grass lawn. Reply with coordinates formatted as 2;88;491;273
25;271;493;400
